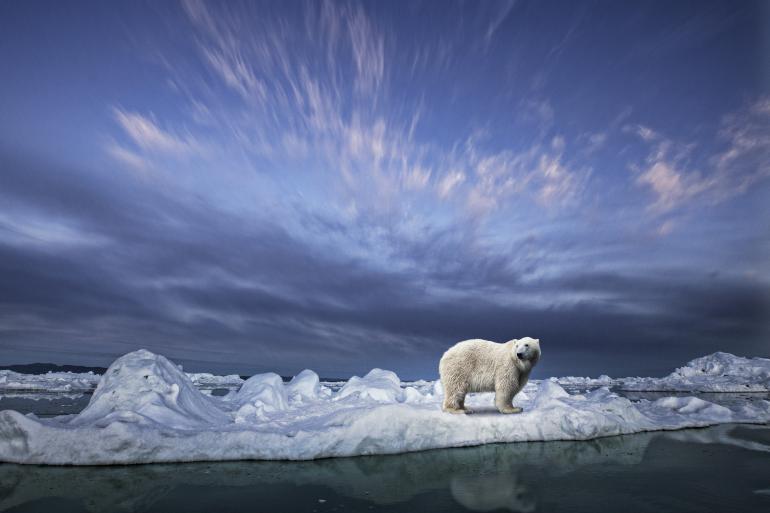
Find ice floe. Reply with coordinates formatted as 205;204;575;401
0;368;244;392
0;369;101;392
0;349;768;465
618;352;770;392
556;352;770;392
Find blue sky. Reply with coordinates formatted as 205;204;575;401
0;0;768;379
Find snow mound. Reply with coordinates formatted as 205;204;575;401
653;397;732;419
531;381;570;410
72;349;229;429
0;349;769;465
286;370;323;402
336;368;404;403
233;373;289;413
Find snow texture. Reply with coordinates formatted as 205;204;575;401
0;349;768;465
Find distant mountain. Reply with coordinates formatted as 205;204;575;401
0;363;108;375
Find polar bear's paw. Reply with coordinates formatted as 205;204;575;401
498;406;523;414
443;407;469;414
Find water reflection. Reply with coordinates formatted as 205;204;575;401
663;423;770;453
1;390;769;512
1;424;770;513
0;393;90;418
450;474;535;512
0;432;653;513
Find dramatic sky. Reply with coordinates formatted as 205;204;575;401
0;0;768;379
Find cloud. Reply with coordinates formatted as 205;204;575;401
635;161;709;213
633;97;770;214
484;0;516;46
105;143;148;171
437;170;465;199
345;4;385;95
462;135;589;217
4;1;767;377
112;108;200;156
201;46;266;102
2;132;768;377
711;96;770;196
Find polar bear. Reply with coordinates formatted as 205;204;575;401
439;337;541;414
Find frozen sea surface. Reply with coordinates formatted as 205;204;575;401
0;349;768;465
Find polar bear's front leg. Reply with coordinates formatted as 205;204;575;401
494;378;523;414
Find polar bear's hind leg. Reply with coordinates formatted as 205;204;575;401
442;380;468;413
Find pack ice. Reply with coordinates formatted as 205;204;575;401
0;349;768;465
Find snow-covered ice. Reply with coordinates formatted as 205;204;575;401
556;352;770;392
0;369;101;392
0;349;768;465
185;372;244;389
0;368;244;392
335;368;404;403
617;352;770;392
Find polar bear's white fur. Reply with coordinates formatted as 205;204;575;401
439;337;541;414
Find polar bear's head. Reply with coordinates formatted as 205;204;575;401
513;337;541;364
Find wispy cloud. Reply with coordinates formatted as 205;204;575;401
346;4;385;95
112;108;201;156
632;97;770;214
483;0;516;47
635;160;709;213
711;96;770;196
461;134;589;217
105;143;148;171
437;170;465;199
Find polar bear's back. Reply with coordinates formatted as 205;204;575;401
439;339;511;393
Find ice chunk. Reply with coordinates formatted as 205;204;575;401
72;349;229;429
403;386;432;404
0;367;244;392
653;397;732;419
233;373;288;412
531;381;570;410
186;372;244;389
335;369;404;403
620;352;770;392
0;369;100;392
286;370;321;402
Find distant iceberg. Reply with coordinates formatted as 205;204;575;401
0;349;768;465
615;352;770;392
0;367;244;392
